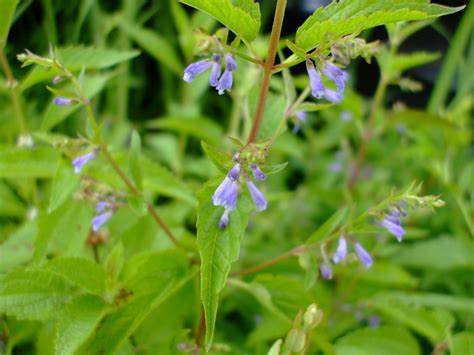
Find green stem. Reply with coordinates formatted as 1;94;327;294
247;0;287;144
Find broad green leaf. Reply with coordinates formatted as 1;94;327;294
105;243;124;284
197;179;253;350
375;292;474;313
41;74;113;131
180;0;260;42
346;262;418;288
44;257;106;296
128;130;143;192
0;146;59;178
379;51;441;81
85;251;194;354
118;21;182;75
48;159;80;213
0;179;26;217
335;326;421;355
451;332;474;355
368;299;454;344
146;116;223;145
55;295;106;355
0;0;19;49
306;207;349;244
201;140;233;173
392;235;474;270
21;46;139;89
0;221;36;272
0;269;73;320
296;0;464;52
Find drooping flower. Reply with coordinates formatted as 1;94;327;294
209;55;222;87
333;236;348;264
72;150;97;174
213;164;240;211
250;163;266;181
91;201;113;231
247;179;267;212
322;62;349;94
218;209;230;229
320;262;333;280
354;242;373;268
379;208;405;242
53;96;74;106
306;60;325;99
183;59;213;83
216;54;237;95
293;111;307;133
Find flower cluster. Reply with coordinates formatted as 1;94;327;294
379;206;406;242
212;162;267;229
183;53;237;95
306;59;348;103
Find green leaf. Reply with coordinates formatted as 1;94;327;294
296;0;464;52
196;179;253;350
0;0;19;49
118;21;182;75
21;46;139;89
379;51;441;81
201;140;233;173
0;180;26;217
85;251;194;354
0;146;59;178
335;326;421;355
48;159;80;213
306;207;349;244
0;269;73;320
451;332;474;355
180;0;260;42
146;116;223;145
247;88;286;141
0;221;36;272
347;262;418;288
128;130;143;192
44;257;106;296
55;295;106;355
392;236;474;270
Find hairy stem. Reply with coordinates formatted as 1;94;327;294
247;0;287;144
0;51;27;134
347;78;388;189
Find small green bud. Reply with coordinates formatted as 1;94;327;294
285;329;306;353
303;304;323;330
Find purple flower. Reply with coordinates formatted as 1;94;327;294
72;150;97;174
250;163;266;181
320;262;333;280
333;236;348;264
306;60;325;99
218;209;230;229
322;62;349;94
183;59;213;83
322;89;343;103
368;315;381;328
53;97;74;106
340;110;353;122
212;164;240;211
247;180;267;212
209;55;222;87
91;201;113;231
293;111;307;133
355;242;373;268
379;208;406;242
216;54;237;95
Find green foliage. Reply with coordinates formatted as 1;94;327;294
296;0;463;52
180;0;261;42
0;0;19;49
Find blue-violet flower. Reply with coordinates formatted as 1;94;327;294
333;236;348;264
354;242;373;268
216;54;237;95
247;179;267;212
72;150;97;174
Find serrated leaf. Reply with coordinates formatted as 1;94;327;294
55;295;106;355
21;46;139;89
306;207;349;244
201;140;233;173
48;159;80;213
128;130;143;192
0;269;73;320
180;0;260;42
0;0;19;49
296;0;464;52
45;257;106;296
0;146;59;178
197;179;253;350
335;326;421;355
118;21;182;75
